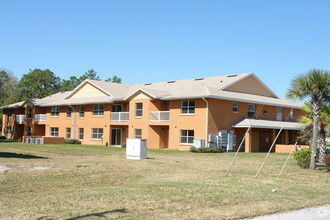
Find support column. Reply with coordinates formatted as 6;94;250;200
245;128;252;153
284;130;289;145
272;129;276;144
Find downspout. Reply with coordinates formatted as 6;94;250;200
69;105;76;139
202;97;208;147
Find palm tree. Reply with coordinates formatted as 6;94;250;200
287;69;330;170
298;103;330;163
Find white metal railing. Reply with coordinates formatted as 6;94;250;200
150;111;170;122
110;112;129;122
16;115;25;123
35;114;46;122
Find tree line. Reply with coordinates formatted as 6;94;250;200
0;68;121;130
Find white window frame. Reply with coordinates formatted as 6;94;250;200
79;106;85;118
50;127;59;137
232;102;239;113
93;105;104;116
27;108;33;119
66;127;71;139
277;108;283;121
180;130;194;145
181;100;195;115
135;129;142;139
79;128;84;140
66;107;73;118
92;128;103;140
51;107;60;117
248;104;255;118
5;126;11;135
290;109;295;118
135;103;143;118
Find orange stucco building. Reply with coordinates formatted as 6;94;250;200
1;73;305;152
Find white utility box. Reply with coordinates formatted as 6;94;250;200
193;139;205;148
126;138;147;160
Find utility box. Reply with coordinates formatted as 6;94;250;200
193;139;205;148
126;138;147;160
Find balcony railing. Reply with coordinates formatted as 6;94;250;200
16;115;25;123
110;112;129;122
35;114;46;122
150;111;170;122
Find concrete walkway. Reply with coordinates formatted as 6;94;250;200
251;204;330;220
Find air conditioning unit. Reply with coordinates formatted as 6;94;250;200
193;139;205;148
35;138;42;144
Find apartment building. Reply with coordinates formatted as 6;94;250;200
1;72;304;152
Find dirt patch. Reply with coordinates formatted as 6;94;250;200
17;165;52;171
0;165;12;173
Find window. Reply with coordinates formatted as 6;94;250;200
26;127;31;136
180;130;194;144
290;109;295;118
27;108;33;119
247;104;255;118
135;129;142;139
181;100;195;114
66;128;71;139
232;102;239;112
112;104;122;112
93;105;104;116
277;108;283;121
51;107;60;117
79;128;84;140
79;106;85;118
50;127;59;137
5;126;11;135
6;110;12;118
67;107;73;118
135;103;143;117
92;128;103;140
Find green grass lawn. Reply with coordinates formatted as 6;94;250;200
0;143;329;219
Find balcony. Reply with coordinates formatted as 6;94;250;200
150;111;170;122
35;114;46;122
16;115;25;123
110;112;129;122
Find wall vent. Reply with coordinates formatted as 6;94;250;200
167;81;176;83
227;74;238;78
195;78;204;81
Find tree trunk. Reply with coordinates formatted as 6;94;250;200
310;102;320;170
319;128;326;164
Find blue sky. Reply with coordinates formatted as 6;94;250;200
1;0;329;98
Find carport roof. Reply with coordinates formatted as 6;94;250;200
232;118;303;130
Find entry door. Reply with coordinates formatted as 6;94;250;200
251;132;260;152
112;105;123;112
111;129;122;146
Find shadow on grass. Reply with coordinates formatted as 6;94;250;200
0;152;48;159
66;209;128;219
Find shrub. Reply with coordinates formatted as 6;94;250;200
325;154;330;172
0;136;6;139
121;143;126;148
64;139;81;144
190;146;224;153
294;148;311;169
